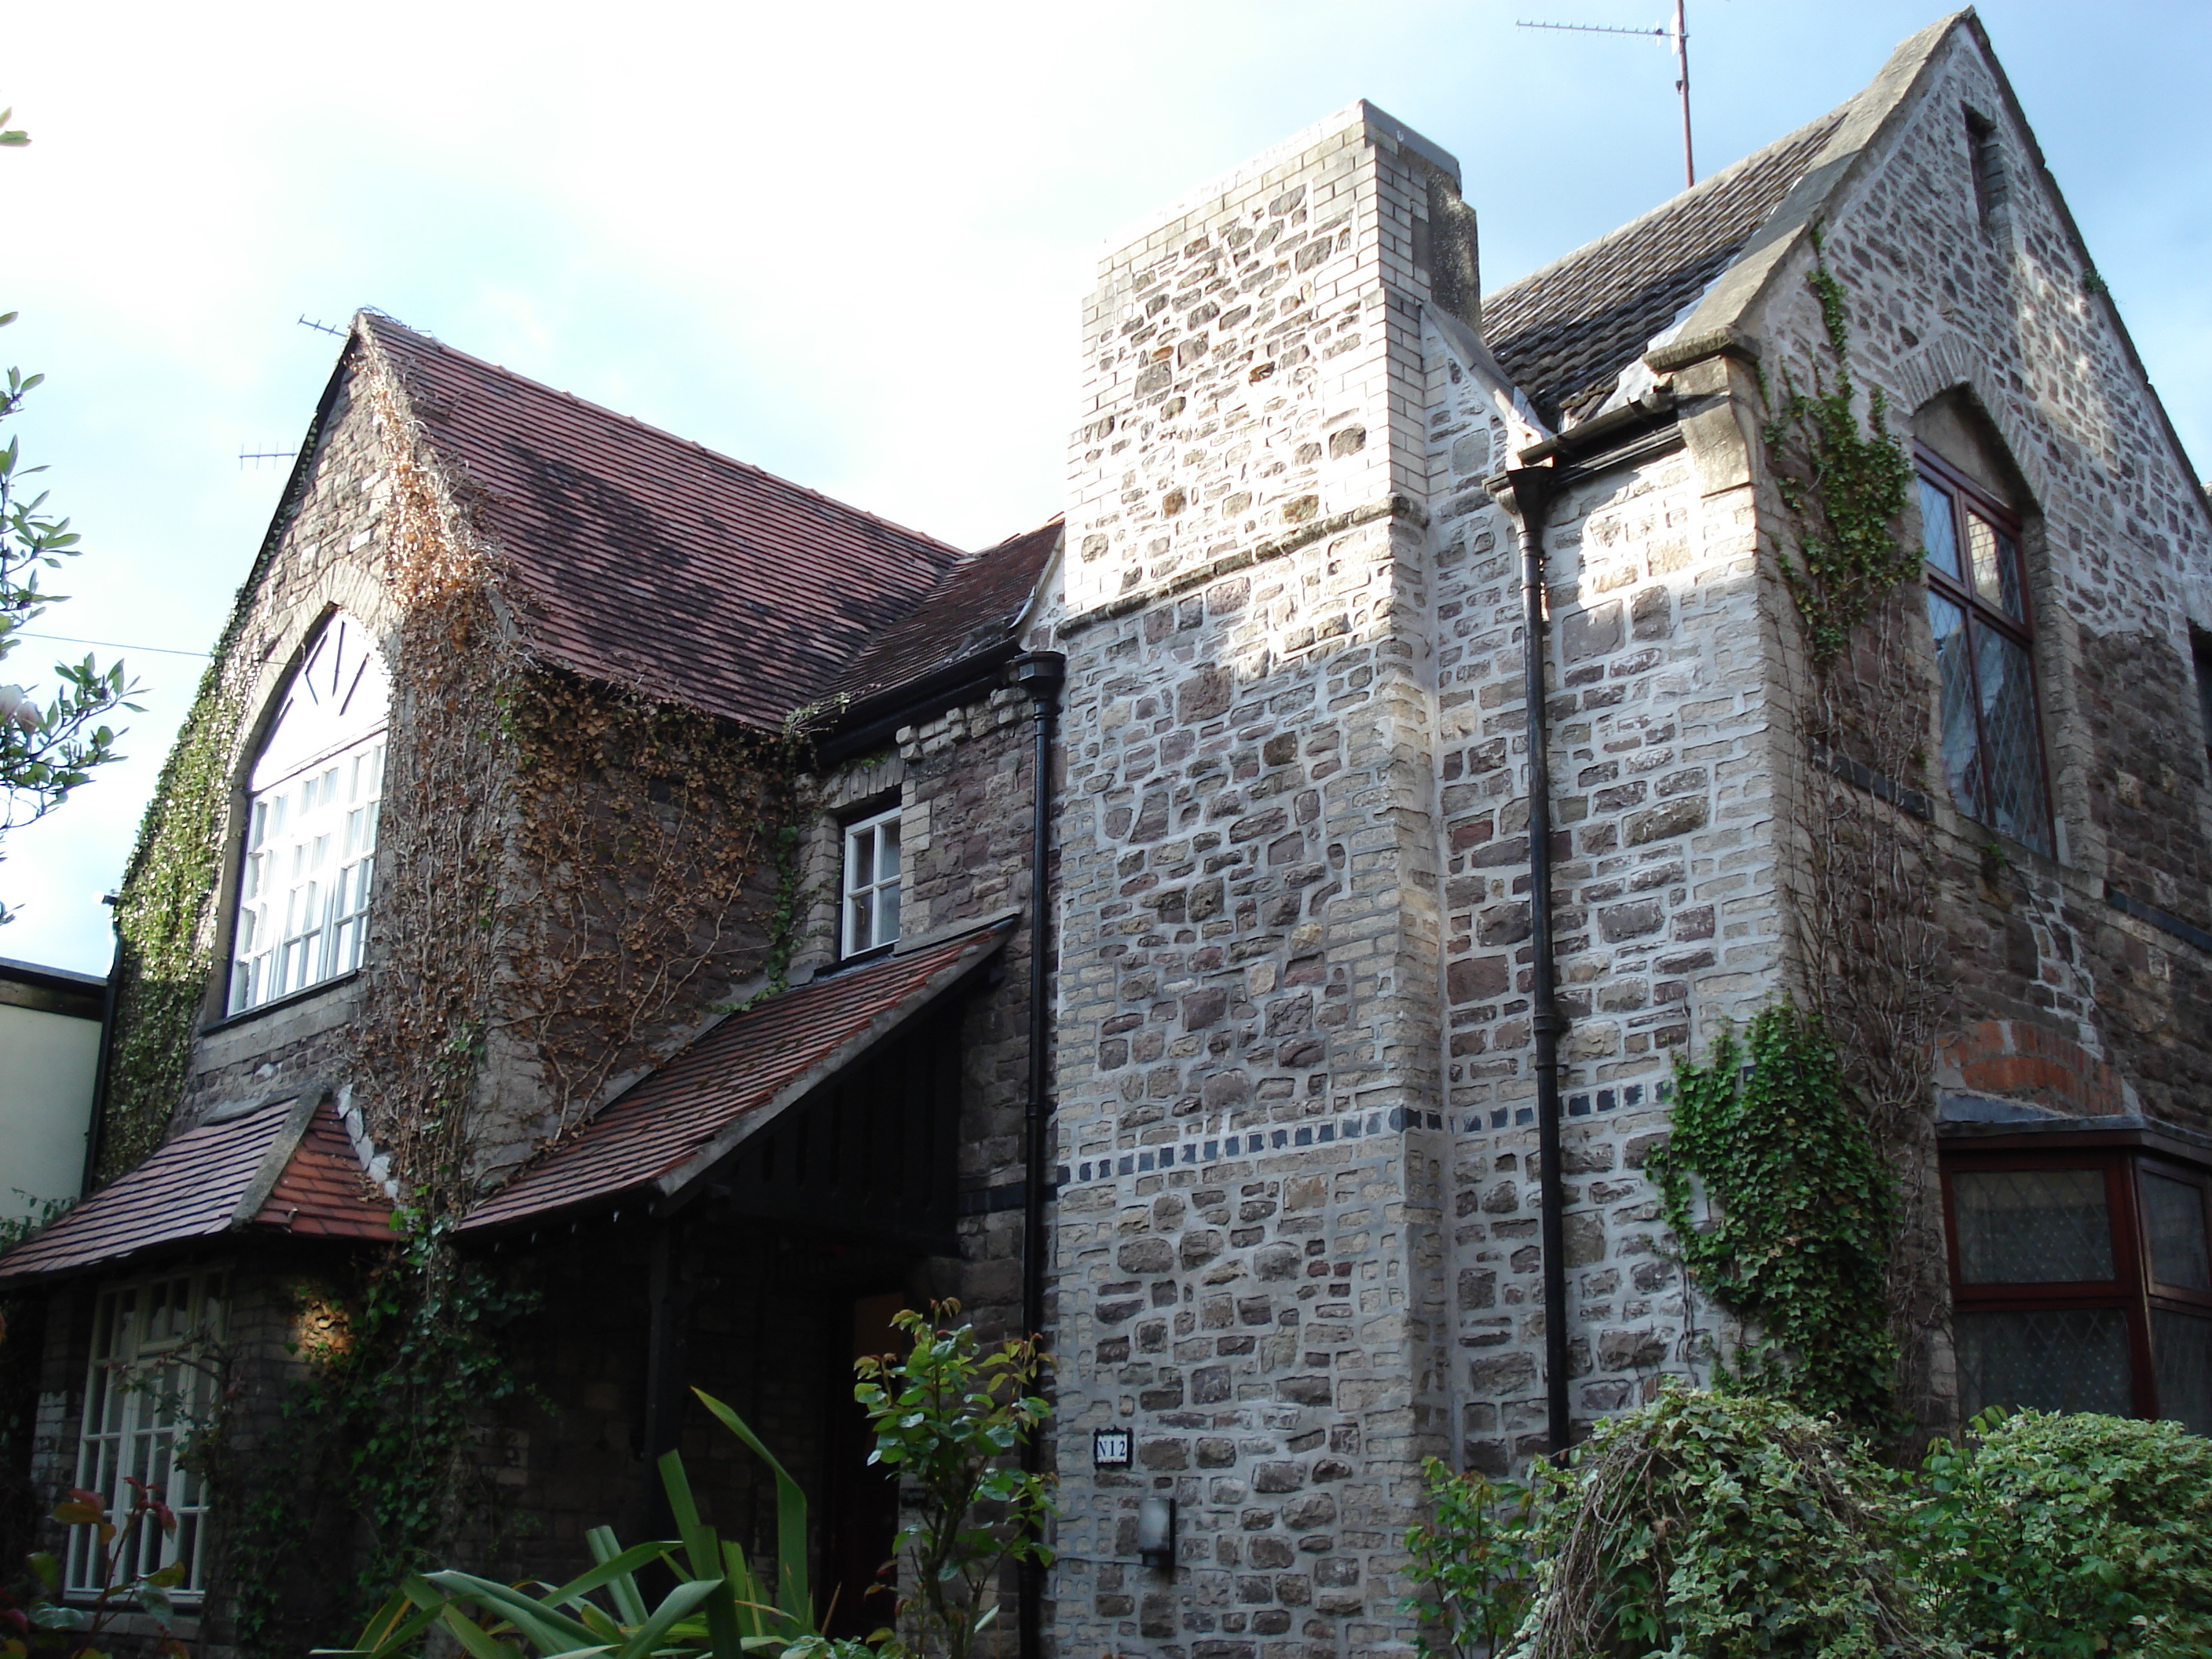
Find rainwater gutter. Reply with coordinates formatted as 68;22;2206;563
1003;649;1064;1659
1494;387;1680;1459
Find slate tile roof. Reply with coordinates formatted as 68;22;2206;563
834;518;1061;706
1484;108;1846;428
0;1100;391;1283
361;315;972;731
458;918;1014;1235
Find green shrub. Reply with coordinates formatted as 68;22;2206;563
1510;1385;1952;1659
1914;1408;2212;1657
1403;1456;1534;1659
1649;1003;1898;1427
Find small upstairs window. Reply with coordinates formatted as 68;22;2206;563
229;614;390;1015
1921;450;2053;855
2193;628;2212;775
842;806;901;958
1965;105;2009;229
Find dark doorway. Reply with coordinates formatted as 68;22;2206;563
822;1292;905;1637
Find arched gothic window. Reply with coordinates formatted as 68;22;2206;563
1915;395;2053;856
227;614;390;1015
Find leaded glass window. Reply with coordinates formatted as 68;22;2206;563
1944;1152;2212;1434
1920;456;2052;855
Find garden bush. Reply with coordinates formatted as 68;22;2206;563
1506;1386;1951;1659
1914;1408;2212;1657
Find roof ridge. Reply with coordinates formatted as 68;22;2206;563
1481;103;1848;317
357;310;971;567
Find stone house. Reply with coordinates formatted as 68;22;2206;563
5;11;2212;1659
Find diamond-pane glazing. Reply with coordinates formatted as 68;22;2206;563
1974;624;2051;854
2154;1310;2212;1437
1954;1168;2113;1283
1957;1307;2133;1419
1921;478;1962;579
1928;591;1982;822
1965;511;2024;620
2144;1174;2212;1291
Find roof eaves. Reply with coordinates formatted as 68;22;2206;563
651;917;1016;1213
1656;12;1967;364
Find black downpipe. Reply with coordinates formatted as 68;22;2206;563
81;901;124;1198
1503;467;1573;1460
1005;649;1065;1659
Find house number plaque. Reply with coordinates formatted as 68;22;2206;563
1092;1427;1132;1468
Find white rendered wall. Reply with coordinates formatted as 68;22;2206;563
0;1002;98;1220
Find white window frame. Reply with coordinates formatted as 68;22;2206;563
842;806;903;958
69;1268;225;1600
229;617;389;1016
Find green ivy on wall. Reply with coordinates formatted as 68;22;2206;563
1763;227;1917;670
101;657;247;1177
1649;1003;1899;1429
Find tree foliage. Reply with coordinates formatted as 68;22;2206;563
0;112;140;922
853;1302;1054;1659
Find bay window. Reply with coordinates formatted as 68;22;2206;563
70;1269;225;1598
1945;1147;2212;1435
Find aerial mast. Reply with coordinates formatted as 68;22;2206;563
1518;0;1696;189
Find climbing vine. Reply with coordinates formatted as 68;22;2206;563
1650;1003;1898;1429
209;1236;542;1658
1763;227;1917;671
1760;228;1954;1443
98;659;249;1177
174;335;811;1653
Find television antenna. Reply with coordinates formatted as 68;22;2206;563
1518;0;1695;189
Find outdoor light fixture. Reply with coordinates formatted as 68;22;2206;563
1137;1495;1176;1573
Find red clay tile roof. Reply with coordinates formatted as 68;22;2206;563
833;518;1061;705
1484;108;1845;428
360;314;969;731
251;1103;398;1240
0;1099;392;1283
460;918;1013;1234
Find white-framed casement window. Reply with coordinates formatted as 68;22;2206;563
229;614;390;1016
69;1269;225;1599
842;806;902;958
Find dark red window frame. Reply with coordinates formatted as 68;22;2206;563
1918;447;2056;855
1942;1141;2212;1430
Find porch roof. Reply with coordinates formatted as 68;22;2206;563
457;915;1015;1236
0;1097;394;1284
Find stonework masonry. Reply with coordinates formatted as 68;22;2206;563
1046;104;1467;1659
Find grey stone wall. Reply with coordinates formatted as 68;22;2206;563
1750;26;2212;1133
1047;103;1468;1659
1419;315;1786;1471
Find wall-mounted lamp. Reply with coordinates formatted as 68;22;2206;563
1137;1495;1177;1573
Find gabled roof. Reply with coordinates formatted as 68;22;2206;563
0;1098;393;1283
359;315;971;731
833;518;1061;707
457;917;1014;1235
1483;109;1845;428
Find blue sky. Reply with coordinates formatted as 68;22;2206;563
2;0;2206;973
